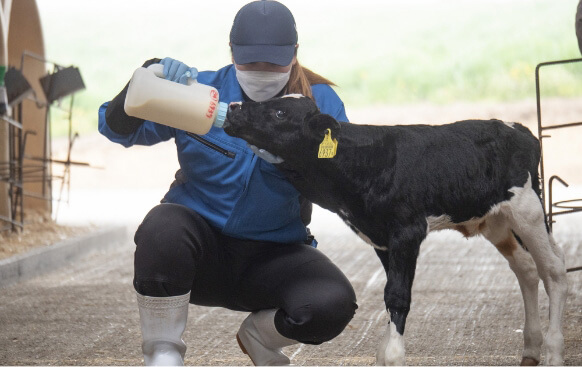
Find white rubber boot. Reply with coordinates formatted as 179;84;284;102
236;309;298;366
136;291;190;366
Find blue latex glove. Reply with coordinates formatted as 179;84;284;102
159;57;198;85
248;144;285;164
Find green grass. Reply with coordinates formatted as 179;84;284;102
36;0;582;137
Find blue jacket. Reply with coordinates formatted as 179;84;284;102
98;64;348;244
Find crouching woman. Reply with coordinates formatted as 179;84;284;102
97;1;356;365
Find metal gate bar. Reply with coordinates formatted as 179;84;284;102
535;57;582;227
535;57;582;273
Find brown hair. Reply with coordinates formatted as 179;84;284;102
285;60;335;100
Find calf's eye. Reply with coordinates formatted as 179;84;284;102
275;110;286;119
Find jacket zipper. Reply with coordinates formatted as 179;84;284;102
186;132;236;159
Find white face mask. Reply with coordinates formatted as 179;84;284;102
235;69;291;102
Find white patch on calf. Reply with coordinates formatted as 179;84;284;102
503;175;544;227
426;214;453;233
341;216;385;250
376;314;406;366
503;121;516;128
426;201;505;236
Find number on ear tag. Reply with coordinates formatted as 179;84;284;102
318;129;338;158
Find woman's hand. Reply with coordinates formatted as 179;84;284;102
159;57;198;85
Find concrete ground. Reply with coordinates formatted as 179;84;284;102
0;206;581;366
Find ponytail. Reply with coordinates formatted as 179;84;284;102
285;60;336;100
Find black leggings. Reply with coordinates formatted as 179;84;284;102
133;203;357;344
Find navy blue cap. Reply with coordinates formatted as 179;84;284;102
230;1;298;66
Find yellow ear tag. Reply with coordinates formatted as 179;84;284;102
318;128;338;158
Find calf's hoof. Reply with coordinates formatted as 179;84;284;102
520;357;539;366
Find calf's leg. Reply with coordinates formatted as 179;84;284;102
504;180;567;366
507;242;545;366
481;216;543;365
374;224;424;366
374;248;405;366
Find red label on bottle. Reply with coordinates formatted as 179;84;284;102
206;90;219;118
206;100;217;119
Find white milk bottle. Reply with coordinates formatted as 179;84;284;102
124;63;228;135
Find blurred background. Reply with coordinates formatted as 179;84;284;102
28;0;582;228
38;0;582;134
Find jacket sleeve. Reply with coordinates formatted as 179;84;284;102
98;103;175;147
103;81;146;135
98;58;175;147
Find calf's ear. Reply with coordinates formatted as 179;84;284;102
307;114;341;139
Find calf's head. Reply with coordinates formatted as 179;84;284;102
223;95;341;160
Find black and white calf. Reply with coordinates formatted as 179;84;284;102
223;95;567;366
